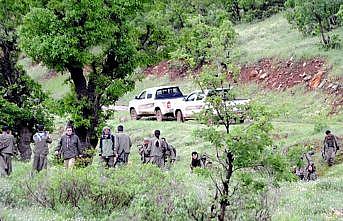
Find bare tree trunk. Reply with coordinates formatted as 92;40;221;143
315;14;329;46
218;151;234;221
67;64;99;151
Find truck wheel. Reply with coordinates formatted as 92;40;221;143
176;110;184;122
155;109;163;122
130;108;139;120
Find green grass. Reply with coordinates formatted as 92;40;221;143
18;57;70;99
234;13;343;78
272;164;343;221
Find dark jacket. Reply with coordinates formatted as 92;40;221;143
33;131;52;156
0;133;16;155
55;134;81;160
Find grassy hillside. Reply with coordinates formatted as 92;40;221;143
235;13;343;78
19;57;70;99
0;108;342;220
3;11;343;221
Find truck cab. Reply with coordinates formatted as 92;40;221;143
129;86;185;121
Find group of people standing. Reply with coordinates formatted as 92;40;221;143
138;130;176;168
0;124;133;175
293;130;340;181
0;124;340;177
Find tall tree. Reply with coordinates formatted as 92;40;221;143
19;0;150;149
0;0;53;160
193;71;290;220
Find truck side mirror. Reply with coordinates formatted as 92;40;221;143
135;96;138;99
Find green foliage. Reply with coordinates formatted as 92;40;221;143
313;115;329;134
193;71;290;219
225;0;286;22
18;0;148;145
0;0;54;133
169;2;237;69
0;163;208;220
285;0;343;47
19;0;140;71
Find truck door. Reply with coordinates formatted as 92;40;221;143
183;92;204;117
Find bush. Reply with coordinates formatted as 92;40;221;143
0;163;209;220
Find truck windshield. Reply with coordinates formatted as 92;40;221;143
156;87;184;99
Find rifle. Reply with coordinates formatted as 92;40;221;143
113;150;125;167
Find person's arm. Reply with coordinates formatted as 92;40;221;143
46;132;52;144
55;137;62;153
147;140;152;153
334;136;339;150
12;135;18;155
114;135;119;155
200;159;205;168
99;137;103;156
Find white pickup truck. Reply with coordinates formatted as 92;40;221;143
129;86;185;121
173;88;250;123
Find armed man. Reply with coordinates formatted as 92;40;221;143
32;124;52;172
322;130;340;166
138;138;151;163
162;137;176;168
115;125;132;165
0;126;16;176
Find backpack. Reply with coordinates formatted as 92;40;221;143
325;135;335;148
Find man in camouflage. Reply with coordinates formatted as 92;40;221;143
303;151;317;181
0;126;16;176
99;126;116;168
32;124;52;172
115;125;132;165
148;130;166;168
162;137;176;168
323;130;340;166
55;126;82;169
138;138;151;163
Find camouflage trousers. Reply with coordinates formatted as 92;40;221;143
152;156;164;168
324;147;336;166
117;153;130;165
32;154;48;172
19;146;32;161
101;156;115;168
0;153;12;176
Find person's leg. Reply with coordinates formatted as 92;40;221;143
64;159;69;169
124;153;129;164
108;156;115;168
3;154;12;175
68;158;75;169
41;155;48;171
32;155;40;172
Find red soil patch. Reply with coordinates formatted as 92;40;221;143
143;60;188;80
239;58;325;90
143;58;343;111
238;58;342;112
